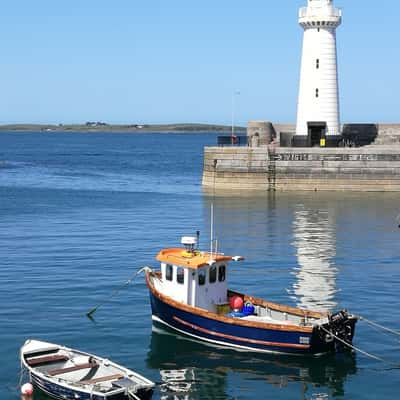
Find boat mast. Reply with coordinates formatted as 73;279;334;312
210;202;214;257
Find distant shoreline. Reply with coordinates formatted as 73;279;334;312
0;123;246;134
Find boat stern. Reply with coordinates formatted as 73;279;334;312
313;309;358;353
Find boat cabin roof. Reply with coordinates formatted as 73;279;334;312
157;248;237;270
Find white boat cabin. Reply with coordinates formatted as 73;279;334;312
156;236;242;313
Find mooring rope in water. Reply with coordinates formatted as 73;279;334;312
357;315;400;338
18;359;25;388
320;326;400;368
6;360;27;396
86;266;151;318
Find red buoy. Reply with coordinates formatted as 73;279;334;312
229;295;243;311
21;382;33;399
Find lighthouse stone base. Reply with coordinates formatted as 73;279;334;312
202;123;400;192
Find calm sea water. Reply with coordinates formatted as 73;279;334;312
1;132;399;400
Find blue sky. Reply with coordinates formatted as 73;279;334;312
0;0;399;125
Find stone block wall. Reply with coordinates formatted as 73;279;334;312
202;146;400;192
373;124;400;145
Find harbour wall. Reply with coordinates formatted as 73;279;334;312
202;146;400;192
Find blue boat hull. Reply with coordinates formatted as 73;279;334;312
30;371;103;400
29;371;153;400
148;289;332;355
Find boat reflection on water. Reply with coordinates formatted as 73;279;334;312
147;325;357;400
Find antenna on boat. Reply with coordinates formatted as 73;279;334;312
209;158;217;260
210;203;214;256
196;230;200;250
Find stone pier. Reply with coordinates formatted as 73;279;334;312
202;145;400;192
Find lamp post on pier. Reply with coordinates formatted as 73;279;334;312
231;90;240;144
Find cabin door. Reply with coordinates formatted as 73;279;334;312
195;269;210;310
188;271;196;307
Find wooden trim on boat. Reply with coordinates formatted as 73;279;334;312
79;373;124;385
157;248;234;270
146;272;314;334
26;354;69;366
48;362;98;376
173;316;311;349
229;290;327;319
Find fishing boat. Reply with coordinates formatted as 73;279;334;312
21;339;155;400
145;235;357;355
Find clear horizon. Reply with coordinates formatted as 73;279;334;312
1;0;399;125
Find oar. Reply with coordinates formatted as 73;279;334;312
86;267;150;318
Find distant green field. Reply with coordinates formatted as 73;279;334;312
0;123;246;133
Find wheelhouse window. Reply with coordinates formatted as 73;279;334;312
209;265;217;283
198;269;206;286
218;265;226;282
166;264;173;281
177;267;184;284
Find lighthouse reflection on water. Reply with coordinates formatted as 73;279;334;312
291;207;338;312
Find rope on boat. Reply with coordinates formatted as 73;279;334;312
7;359;26;393
320;326;400;368
86;266;150;318
356;315;400;338
18;358;25;388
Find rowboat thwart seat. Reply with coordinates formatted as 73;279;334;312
48;362;98;376
26;354;69;366
79;373;124;385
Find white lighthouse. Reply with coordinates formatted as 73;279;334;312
295;0;342;145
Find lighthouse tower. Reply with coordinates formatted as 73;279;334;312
295;0;342;145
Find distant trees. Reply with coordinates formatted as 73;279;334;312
85;121;109;127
